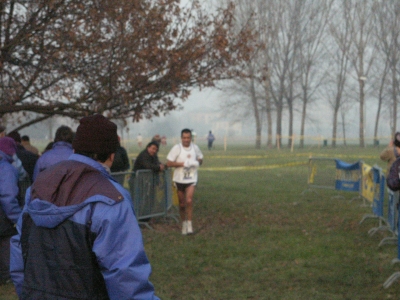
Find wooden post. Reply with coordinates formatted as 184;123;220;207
291;134;295;152
277;134;280;150
224;135;227;152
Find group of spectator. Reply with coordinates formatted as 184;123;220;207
0;116;159;299
1;120;210;297
0;125;74;287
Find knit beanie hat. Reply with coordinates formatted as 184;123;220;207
394;132;400;148
0;137;17;156
72;114;119;153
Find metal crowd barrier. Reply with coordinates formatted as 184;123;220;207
304;157;337;192
18;170;175;229
383;198;400;289
359;167;391;240
301;157;400;288
303;158;362;200
111;169;177;229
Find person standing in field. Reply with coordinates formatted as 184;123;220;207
10;114;159;299
137;133;143;148
166;128;203;235
380;132;400;176
207;130;215;150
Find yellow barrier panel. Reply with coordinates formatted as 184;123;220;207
309;165;317;184
361;163;374;203
172;183;179;206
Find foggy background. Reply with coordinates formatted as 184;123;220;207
14;86;392;146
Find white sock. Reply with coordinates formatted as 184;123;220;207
182;221;188;235
187;221;193;234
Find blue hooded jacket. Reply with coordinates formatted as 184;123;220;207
10;154;159;299
0;150;21;236
32;141;74;181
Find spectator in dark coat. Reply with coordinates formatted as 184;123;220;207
130;141;165;223
110;138;130;185
0;137;22;285
133;141;165;172
7;131;39;183
32;126;74;181
21;135;39;156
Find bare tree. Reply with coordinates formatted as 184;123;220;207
368;54;390;145
342;0;377;147
327;2;353;147
215;0;267;148
219;0;332;149
374;0;400;137
255;0;276;148
297;0;334;148
219;63;264;148
268;0;298;147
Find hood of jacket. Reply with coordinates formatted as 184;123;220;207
27;155;123;228
0;149;14;163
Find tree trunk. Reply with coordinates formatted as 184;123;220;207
359;78;365;147
341;111;347;147
250;74;262;149
332;106;338;148
300;97;307;149
391;68;398;136
287;102;293;148
276;103;283;148
264;72;273;148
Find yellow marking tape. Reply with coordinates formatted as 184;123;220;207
204;153;377;160
200;161;306;171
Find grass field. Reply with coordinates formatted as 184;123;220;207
2;145;400;299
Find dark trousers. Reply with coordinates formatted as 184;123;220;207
0;236;11;283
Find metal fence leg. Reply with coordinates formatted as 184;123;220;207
383;272;400;289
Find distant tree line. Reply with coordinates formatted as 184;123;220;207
218;0;400;148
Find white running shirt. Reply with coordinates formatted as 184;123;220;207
167;143;203;184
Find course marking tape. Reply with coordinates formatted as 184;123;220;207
204;153;377;159
136;153;377;160
200;161;306;172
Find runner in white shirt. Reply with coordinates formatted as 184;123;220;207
167;129;203;235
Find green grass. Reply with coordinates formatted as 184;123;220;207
2;145;400;299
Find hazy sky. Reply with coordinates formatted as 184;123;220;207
123;84;392;144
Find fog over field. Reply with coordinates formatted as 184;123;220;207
14;85;392;146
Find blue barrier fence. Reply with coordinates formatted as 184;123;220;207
335;159;361;192
306;157;400;288
111;169;177;228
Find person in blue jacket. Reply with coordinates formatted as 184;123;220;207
10;115;159;299
0;137;22;285
32;125;74;181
